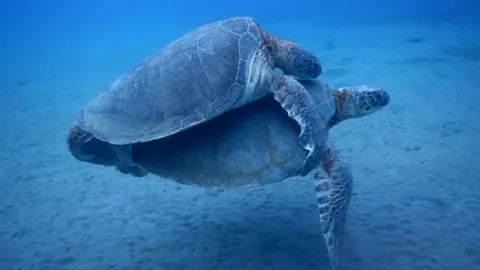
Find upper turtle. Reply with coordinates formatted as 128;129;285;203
75;16;321;145
73;16;329;176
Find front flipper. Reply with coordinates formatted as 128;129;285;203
271;73;329;176
314;146;353;270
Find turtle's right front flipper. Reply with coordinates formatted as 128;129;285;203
271;73;329;176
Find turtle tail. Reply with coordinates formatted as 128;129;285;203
67;124;95;162
314;146;353;270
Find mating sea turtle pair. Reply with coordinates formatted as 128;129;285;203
68;77;389;269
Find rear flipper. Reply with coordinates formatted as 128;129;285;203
314;146;353;270
110;144;148;177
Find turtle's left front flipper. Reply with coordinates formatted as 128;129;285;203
270;73;330;177
260;28;326;176
314;146;353;270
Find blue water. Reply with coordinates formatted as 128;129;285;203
1;0;479;269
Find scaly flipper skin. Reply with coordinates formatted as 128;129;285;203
315;146;353;270
272;74;330;176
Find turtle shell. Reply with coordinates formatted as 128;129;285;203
75;17;262;144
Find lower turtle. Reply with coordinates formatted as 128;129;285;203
74;16;327;178
68;79;390;269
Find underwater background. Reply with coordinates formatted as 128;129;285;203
1;0;479;269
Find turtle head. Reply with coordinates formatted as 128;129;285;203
330;85;390;126
67;123;116;166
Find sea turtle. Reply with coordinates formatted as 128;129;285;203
74;16;326;177
68;79;390;269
